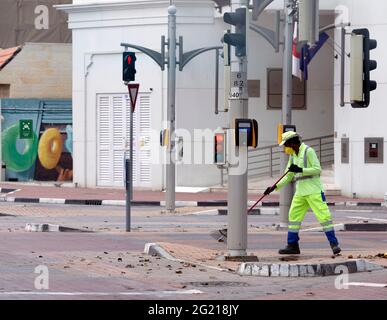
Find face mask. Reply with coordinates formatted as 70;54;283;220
285;147;295;155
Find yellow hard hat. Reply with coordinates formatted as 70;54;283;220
279;131;299;146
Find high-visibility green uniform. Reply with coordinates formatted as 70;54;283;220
276;143;339;245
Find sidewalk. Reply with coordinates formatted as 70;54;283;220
0;182;385;207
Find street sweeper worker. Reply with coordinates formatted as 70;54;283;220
264;131;341;255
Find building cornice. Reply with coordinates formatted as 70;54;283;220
56;0;216;29
55;0;214;14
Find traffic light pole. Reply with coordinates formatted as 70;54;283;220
166;5;177;212
121;5;222;213
279;0;296;228
227;0;249;258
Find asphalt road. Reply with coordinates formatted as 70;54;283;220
0;203;386;300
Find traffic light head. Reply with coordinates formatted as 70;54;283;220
350;28;377;108
214;132;226;165
123;52;137;82
223;8;247;57
298;0;319;46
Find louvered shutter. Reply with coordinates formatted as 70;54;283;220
97;92;151;187
112;95;125;186
138;94;151;183
97;95;112;186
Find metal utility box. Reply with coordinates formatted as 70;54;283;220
364;137;384;164
341;138;349;164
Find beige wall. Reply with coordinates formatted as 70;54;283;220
0;42;72;99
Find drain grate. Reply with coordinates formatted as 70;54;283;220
185;281;250;287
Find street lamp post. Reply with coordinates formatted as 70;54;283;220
166;5;177;212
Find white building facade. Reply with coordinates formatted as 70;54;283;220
331;0;387;198
57;0;387;199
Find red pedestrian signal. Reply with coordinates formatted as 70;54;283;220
123;52;137;82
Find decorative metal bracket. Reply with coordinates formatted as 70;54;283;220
252;0;275;21
121;37;167;71
178;37;222;71
250;10;281;53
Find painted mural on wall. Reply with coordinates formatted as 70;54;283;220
1;99;73;182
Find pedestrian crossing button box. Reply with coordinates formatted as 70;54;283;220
364;137;384;164
277;124;296;144
283;125;296;133
235;119;258;148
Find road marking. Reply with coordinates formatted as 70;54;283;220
347;282;387;288
0;289;203;297
345;216;387;222
6;189;21;196
185;209;218;216
337;210;374;213
301;224;344;232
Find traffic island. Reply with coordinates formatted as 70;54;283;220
238;259;383;277
144;242;386;277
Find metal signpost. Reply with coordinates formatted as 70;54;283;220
125;83;140;232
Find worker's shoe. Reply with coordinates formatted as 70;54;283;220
330;243;341;255
278;243;300;255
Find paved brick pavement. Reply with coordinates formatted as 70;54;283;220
0;226;386;300
0;182;384;204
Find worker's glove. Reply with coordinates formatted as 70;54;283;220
264;185;277;196
289;164;303;173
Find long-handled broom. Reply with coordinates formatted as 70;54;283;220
211;170;290;242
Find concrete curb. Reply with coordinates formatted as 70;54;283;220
344;223;387;232
144;243;229;272
238;259;384;277
0;188;18;194
0;197;385;208
144;243;180;262
303;223;387;233
25;223;92;233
